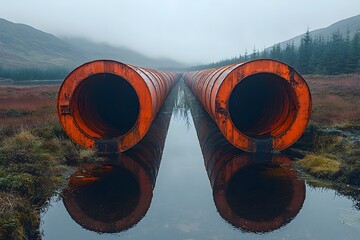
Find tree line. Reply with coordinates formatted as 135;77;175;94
189;30;360;75
0;66;70;81
1;29;360;79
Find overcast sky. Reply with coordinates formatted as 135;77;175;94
1;0;360;64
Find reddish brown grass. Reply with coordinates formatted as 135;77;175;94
0;85;59;129
306;73;360;127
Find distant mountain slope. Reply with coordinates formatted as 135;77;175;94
62;38;187;69
0;18;86;68
277;14;360;49
0;18;186;70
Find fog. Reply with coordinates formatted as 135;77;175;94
1;0;359;64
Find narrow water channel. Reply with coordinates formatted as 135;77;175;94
40;80;360;240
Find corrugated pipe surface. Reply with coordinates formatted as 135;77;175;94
57;60;179;152
184;59;312;152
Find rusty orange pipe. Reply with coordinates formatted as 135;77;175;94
184;59;312;152
57;60;179;152
62;96;173;233
190;102;305;232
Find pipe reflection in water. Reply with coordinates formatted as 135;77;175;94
190;95;306;233
61;88;175;233
213;154;305;233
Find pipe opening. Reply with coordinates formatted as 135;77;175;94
72;73;139;138
226;164;294;222
229;73;298;138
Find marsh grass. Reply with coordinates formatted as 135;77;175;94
0;192;40;240
306;74;360;128
0;86;58;134
294;123;360;185
298;154;341;178
0;85;101;239
0;126;101;239
290;74;360;185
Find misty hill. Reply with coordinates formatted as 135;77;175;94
62;38;186;69
276;14;360;49
0;18;185;70
0;18;85;69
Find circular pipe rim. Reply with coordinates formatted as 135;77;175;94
215;59;312;152
57;60;153;152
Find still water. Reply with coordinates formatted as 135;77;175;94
40;81;360;240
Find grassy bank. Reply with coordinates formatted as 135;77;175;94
289;73;360;185
0;86;100;239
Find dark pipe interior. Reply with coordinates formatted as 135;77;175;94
69;166;140;222
72;73;139;138
226;164;294;222
229;73;298;138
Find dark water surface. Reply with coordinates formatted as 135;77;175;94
40;81;360;240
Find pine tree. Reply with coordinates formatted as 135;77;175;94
297;29;313;74
283;42;296;66
350;30;360;71
270;44;282;61
324;30;346;74
250;47;259;60
309;36;325;73
260;48;269;59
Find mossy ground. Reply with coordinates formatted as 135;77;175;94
0;85;101;239
290;74;360;185
298;154;341;178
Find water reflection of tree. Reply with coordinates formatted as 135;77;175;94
171;77;193;129
338;188;360;210
307;179;360;211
